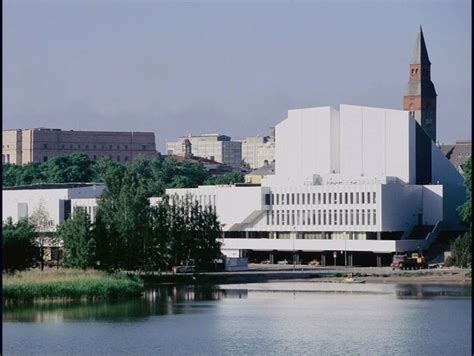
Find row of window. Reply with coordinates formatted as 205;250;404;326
265;191;376;206
42;143;147;150
266;209;377;226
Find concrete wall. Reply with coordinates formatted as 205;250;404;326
339;105;414;183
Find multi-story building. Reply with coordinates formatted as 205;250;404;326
2;128;157;165
166;134;242;169
240;128;275;169
165;104;466;266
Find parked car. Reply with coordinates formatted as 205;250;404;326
277;259;288;265
260;259;271;264
308;259;320;267
172;265;195;273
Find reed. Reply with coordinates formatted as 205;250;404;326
3;269;143;303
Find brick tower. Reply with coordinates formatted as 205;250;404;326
403;26;437;142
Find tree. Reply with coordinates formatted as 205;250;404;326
205;172;244;185
56;209;95;269
2;217;37;272
452;157;472;268
29;199;53;271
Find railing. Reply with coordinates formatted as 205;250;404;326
423;220;443;250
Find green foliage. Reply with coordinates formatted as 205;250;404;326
56;209;95;269
2;218;37;272
453;157;472;268
205;172;244;185
457;157;471;229
2;270;143;303
450;232;471;268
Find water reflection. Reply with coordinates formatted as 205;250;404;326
3;285;248;323
3;283;469;323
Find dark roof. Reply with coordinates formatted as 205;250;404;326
440;140;472;169
3;183;104;191
410;26;431;65
246;163;275;176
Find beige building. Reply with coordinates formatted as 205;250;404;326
166;134;242;169
240;128;275;169
2;128;157;165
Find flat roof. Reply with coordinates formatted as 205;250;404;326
3;183;105;191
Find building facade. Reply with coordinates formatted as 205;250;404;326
2;128;157;165
166;134;242;169
240;129;275;169
440;139;472;174
403;26;437;142
165;105;466;266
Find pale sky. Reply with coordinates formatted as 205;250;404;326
3;0;471;152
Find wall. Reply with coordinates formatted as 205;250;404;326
339;105;414;183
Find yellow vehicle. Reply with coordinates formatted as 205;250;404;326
391;252;427;270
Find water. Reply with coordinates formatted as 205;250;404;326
3;283;471;355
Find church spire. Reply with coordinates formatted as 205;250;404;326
410;26;431;65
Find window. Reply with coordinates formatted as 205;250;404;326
286;193;290;205
323;210;326;225
361;210;365;225
345;192;348;204
334;192;338;204
93;155;97;160
367;209;371;225
271;211;275;225
43;143;48;149
78;145;81;148
307;193;310;204
85;145;89;149
356;192;359;204
292;193;295;205
373;192;376;204
301;211;305;225
328;210;332;225
276;194;280;205
297;194;300;205
323;193;326;205
345;209;348;225
142;145;146;151
109;155;113;160
318;210;321;225
356;209;359;225
266;211;270;225
93;145;97;149
282;211;286;225
361;192;365;204
270;193;274;205
367;192;371;204
312;210;316;224
70;144;73;149
334;210;337;225
61;144;65;149
328;193;332;204
318;193;321;204
265;194;271;205
339;192;343;204
350;210;354;225
117;145;120;149
125;145;128;149
307;210;311;225
43;156;48;162
292;210;295;225
373;209;376;225
117;156;121;162
276;211;280;225
124;156;128;162
340;210;343;225
302;194;305;205
6;154;10;163
312;193;316;204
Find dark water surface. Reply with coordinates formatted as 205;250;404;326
3;283;471;355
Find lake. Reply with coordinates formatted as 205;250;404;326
3;283;472;355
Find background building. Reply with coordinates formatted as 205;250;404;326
165;104;466;266
440;139;471;174
240;128;275;169
166;134;242;169
2;128;157;165
403;26;437;142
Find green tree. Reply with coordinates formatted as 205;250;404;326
41;153;95;183
2;217;37;272
56;209;95;269
205;172;244;185
452;157;472;268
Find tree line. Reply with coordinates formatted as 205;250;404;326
2;153;244;196
3;154;226;272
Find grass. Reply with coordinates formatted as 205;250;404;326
3;269;144;304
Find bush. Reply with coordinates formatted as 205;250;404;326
2;218;37;272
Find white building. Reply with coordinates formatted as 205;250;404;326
165;105;466;266
166;134;242;169
2;183;105;229
240;129;275;169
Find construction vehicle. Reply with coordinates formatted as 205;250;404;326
391;252;427;270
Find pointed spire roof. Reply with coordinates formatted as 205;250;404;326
410;26;431;65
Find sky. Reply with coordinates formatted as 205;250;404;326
3;0;471;151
